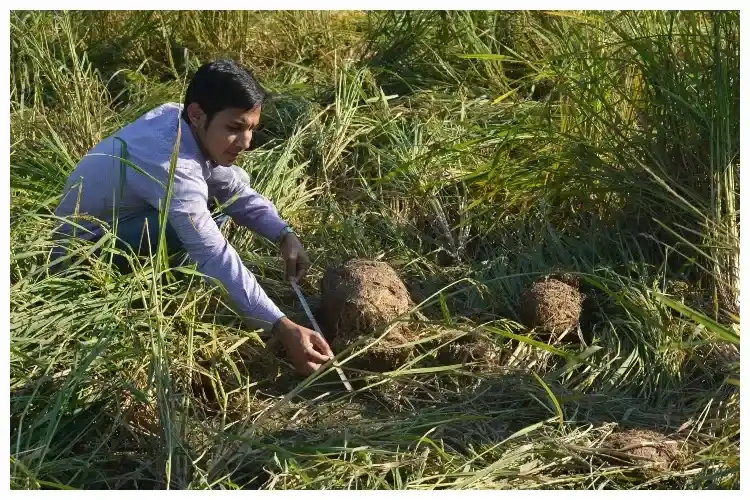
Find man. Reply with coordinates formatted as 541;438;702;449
54;59;334;376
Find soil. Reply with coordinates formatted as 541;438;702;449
191;342;289;410
518;277;584;335
319;259;416;372
331;331;413;373
437;331;500;370
666;278;738;322
320;259;412;340
120;368;159;436
600;429;682;470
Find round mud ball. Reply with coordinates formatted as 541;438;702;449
320;259;412;340
518;277;584;334
600;429;682;470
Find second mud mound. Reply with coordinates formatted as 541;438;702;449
331;331;413;373
518;277;584;334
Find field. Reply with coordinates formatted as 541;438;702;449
9;10;740;489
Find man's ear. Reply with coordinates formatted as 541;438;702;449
186;102;206;128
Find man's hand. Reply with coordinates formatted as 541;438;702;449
280;232;311;281
272;317;334;376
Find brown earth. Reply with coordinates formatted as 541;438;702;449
600;429;682;470
320;259;415;372
320;259;412;340
437;331;500;370
518;276;584;335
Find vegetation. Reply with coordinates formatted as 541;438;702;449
10;10;739;489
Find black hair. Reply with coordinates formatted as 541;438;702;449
181;59;267;124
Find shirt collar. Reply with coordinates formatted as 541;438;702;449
179;116;217;175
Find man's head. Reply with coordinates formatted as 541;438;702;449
182;59;267;166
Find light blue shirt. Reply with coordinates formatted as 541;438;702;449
55;103;289;330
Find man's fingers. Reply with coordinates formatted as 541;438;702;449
311;332;334;358
296;262;309;280
305;339;332;364
295;362;317;376
306;347;331;365
303;362;321;375
295;266;306;281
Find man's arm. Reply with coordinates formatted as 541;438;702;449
207;166;312;280
129;161;285;331
129;159;334;375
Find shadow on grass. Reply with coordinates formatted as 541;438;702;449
10;342;738;490
207;358;738;489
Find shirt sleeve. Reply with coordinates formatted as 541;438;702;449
128;160;285;331
206;165;289;242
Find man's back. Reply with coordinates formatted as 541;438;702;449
55;103;208;240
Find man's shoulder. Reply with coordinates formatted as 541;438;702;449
208;165;252;188
125;102;183;136
141;102;183;121
115;102;202;170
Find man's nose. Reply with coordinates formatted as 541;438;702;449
237;129;252;150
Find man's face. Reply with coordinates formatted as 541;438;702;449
187;104;261;166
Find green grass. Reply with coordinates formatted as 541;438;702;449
10;10;739;490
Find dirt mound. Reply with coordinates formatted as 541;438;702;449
666;279;713;313
518;277;584;334
549;271;581;289
437;332;500;370
600;429;681;470
320;259;412;340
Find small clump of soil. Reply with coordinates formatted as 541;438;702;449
120;369;159;436
321;259;412;339
665;278;738;321
437;331;500;370
191;342;290;410
600;429;682;470
666;279;714;314
331;331;413;373
320;259;416;372
518;275;584;335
